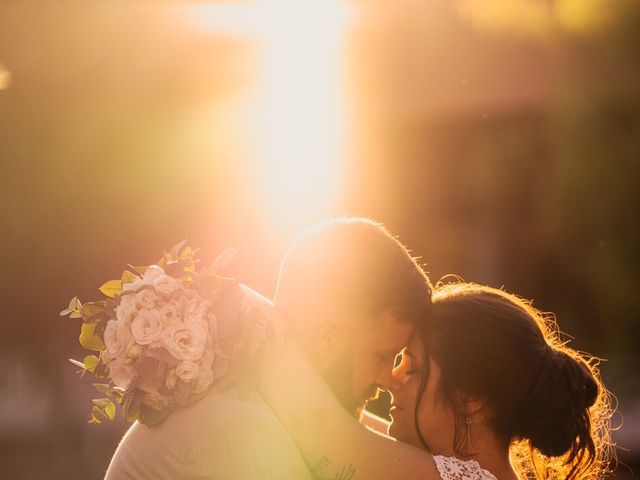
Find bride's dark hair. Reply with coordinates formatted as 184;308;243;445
415;283;613;480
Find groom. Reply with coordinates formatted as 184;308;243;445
105;217;431;479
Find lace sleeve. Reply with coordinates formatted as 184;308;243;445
432;455;498;480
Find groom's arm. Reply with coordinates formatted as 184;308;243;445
190;401;314;480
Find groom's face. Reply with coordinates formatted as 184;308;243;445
323;309;414;413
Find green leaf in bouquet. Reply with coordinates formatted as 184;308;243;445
90;405;108;424
120;270;139;284
92;384;124;402
61;296;83;318
99;279;122;298
79;301;106;322
89;398;117;423
79;322;105;351
92;383;112;395
158;250;172;267
126;264;148;277
68;358;86;373
170;239;188;260
163;260;182;278
83;354;100;372
92;397;111;408
105;400;116;421
179;246;199;261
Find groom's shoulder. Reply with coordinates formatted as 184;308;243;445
106;382;311;480
193;381;283;425
176;381;299;450
185;382;312;479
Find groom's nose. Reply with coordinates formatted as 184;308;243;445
375;367;394;391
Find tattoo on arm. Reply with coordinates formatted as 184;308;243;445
312;456;356;480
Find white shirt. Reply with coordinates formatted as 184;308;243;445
104;382;312;480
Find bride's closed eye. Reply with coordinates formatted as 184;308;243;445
392;349;419;383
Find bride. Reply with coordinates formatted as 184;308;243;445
259;282;613;480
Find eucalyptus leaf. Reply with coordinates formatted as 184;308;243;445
92;397;111;408
99;279;122;298
68;358;85;369
90;405;109;423
105;401;116;421
92;383;112;395
170;239;188;260
120;270;138;284
127;264;148;276
69;296;82;311
80;301;105;321
83;355;99;372
79;322;105;351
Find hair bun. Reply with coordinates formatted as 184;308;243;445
518;349;598;458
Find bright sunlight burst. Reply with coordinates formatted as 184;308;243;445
186;0;353;227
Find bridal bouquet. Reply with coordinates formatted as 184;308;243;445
61;241;269;426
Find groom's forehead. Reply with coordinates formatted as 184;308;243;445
361;309;415;345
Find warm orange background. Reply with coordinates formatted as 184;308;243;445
0;1;637;478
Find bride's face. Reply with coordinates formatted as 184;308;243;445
389;335;456;455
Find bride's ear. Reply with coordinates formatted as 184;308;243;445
313;316;347;367
460;393;487;419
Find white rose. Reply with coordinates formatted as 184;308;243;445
175;360;200;382
153;274;180;295
122;278;145;292
159;304;179;324
135;289;156;309
143;265;165;284
126;343;142;360
115;294;138;324
109;360;135;389
181;292;209;327
131;308;164;345
193;367;214;394
141;390;170;411
165;368;178;390
185;305;209;330
162;323;207;361
103;320;133;358
180;290;200;314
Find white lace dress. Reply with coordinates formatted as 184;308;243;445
433;455;499;480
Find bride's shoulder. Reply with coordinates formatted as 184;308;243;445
432;455;498;480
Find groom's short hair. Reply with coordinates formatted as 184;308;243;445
275;217;432;326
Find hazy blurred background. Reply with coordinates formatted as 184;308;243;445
0;0;638;478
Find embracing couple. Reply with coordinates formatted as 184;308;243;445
105;217;611;480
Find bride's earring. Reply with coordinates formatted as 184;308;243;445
465;417;472;426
